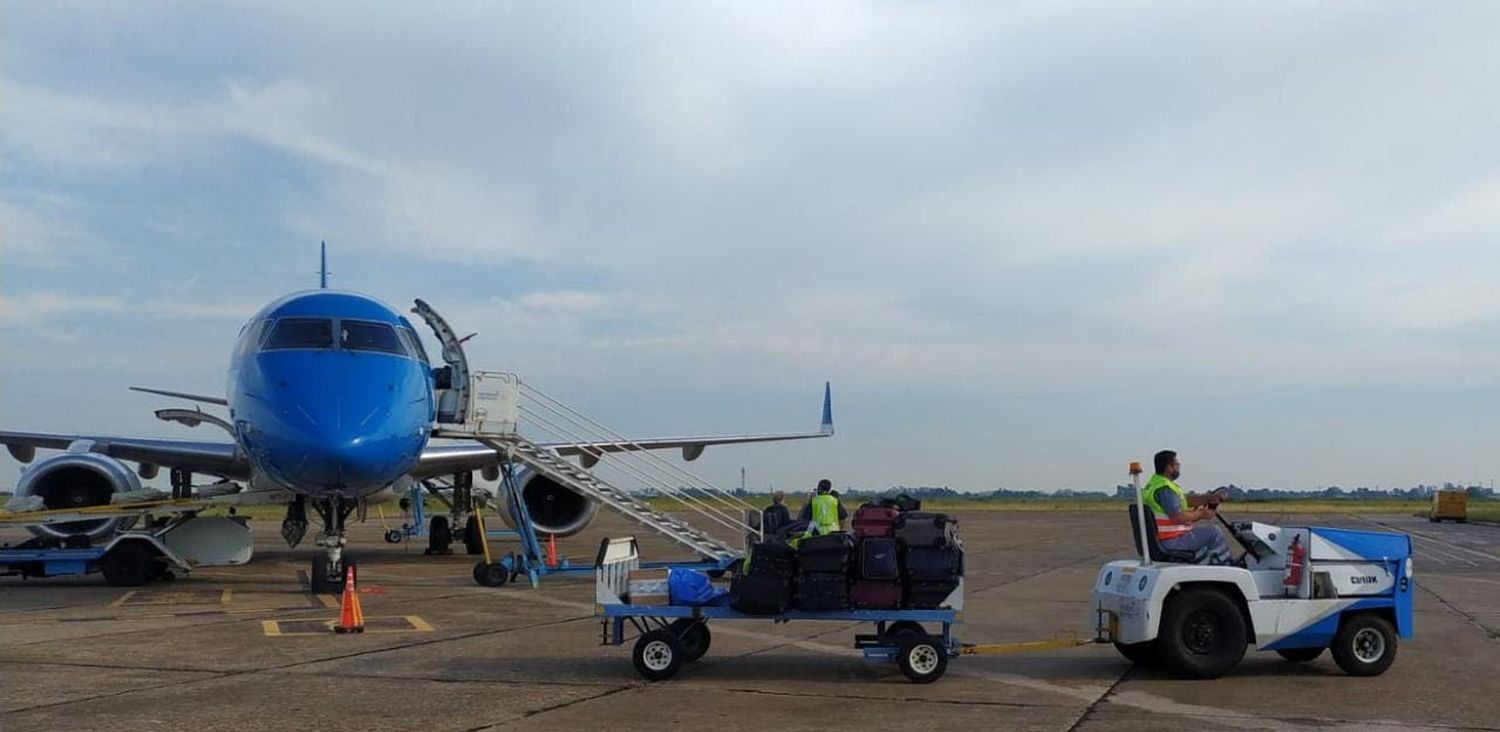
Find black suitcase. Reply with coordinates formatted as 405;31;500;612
894;512;959;548
904;545;963;580
731;573;791;615
797;533;854;574
747;540;798;577
794;572;849;611
858;538;900;580
905;578;961;609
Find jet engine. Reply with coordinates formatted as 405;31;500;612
499;470;600;537
15;452;141;540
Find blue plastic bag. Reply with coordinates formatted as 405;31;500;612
669;568;727;606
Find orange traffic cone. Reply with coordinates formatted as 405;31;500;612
334;565;364;634
546;533;559;568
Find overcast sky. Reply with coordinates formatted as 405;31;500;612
5;2;1500;493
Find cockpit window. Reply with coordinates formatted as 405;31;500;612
263;318;334;350
341;320;406;355
399;326;430;364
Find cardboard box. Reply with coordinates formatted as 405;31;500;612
628;568;671;605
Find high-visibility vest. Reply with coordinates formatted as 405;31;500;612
1142;474;1193;541
808;493;841;536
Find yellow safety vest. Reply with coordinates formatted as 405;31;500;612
1142;474;1192;541
807;493;840;536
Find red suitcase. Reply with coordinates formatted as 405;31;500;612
852;505;901;538
850;579;903;609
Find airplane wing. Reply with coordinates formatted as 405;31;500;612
128;386;229;406
0;431;248;478
414;383;835;477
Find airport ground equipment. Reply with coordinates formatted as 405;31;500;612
0;502;252;585
594;536;1093;683
1094;463;1414;678
470;465;733;588
432;371;758;565
1430;489;1468;522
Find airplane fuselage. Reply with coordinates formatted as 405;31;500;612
227;291;435;500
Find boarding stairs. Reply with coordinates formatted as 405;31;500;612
434;372;757;562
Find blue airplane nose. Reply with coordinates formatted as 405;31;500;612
252;351;430;493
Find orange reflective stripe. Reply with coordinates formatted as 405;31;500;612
1155;517;1191;540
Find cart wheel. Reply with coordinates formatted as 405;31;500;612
1156;588;1246;679
100;542;158;587
384;529;404;544
1114;640;1159;666
897;638;948;684
473;561;509;587
633;629;684;681
887;621;927;640
1331;614;1397;676
1275;647;1324;663
669;619;712;662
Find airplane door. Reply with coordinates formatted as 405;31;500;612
411;299;471;425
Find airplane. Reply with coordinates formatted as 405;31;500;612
0;246;833;592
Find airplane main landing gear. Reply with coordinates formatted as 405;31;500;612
310;497;357;595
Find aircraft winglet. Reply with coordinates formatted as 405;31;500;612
821;381;834;435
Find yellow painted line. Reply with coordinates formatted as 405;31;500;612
318;594;340;609
111;591;138;608
258;616;435;637
220;589;233;605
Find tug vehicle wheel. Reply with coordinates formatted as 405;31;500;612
1331;614;1397;676
1156;588;1246;679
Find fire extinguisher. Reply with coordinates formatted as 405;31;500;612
1284;535;1305;595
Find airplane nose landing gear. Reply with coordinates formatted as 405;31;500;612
310;496;357;595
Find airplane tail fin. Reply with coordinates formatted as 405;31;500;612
319;241;330;289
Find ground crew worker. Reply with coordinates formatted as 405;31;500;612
801;479;843;537
1142;450;1233;564
761;491;791;535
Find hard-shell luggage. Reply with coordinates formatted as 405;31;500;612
747;540;797;577
794;572;849;611
850;579;903;609
894;512;959;548
905;578;961;609
858;538;901;580
904;545;964;580
852;505;901;538
796;532;854;574
730;574;791;615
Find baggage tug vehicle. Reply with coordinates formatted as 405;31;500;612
1093;463;1413;678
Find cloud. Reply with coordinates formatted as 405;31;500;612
0;291;257;325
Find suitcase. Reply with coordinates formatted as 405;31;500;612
905;578;961;609
849;579;903;609
794;572;849;611
894;512;959;548
858;538;901;580
796;532;854;574
730;573;791;615
852;506;901;538
904;545;963;580
746;540;798;577
877;494;922;512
